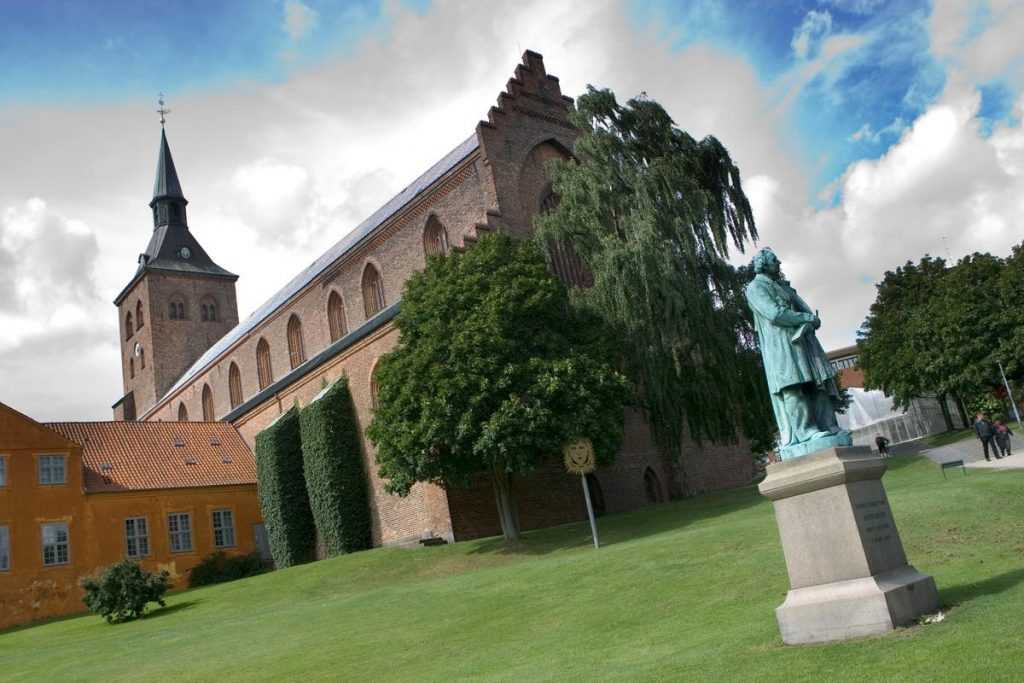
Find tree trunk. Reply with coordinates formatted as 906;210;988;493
491;464;521;542
954;393;970;429
938;392;954;432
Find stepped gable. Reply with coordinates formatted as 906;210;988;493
45;421;255;493
150;133;480;412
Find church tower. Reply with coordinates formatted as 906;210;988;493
113;127;239;420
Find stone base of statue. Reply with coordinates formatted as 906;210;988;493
759;446;938;645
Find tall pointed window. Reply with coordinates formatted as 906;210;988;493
256;338;273;390
200;298;218;322
178;403;188;421
139;347;145;369
136;300;144;329
541;185;590;288
423;215;449;257
327;291;347;343
287;315;306;369
228;362;243;409
169;299;186;320
129;358;135;379
362;263;385;318
370;364;380;410
201;384;214;421
125;312;134;339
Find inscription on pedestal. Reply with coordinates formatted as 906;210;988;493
855;499;893;545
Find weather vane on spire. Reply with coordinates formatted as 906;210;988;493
157;93;171;127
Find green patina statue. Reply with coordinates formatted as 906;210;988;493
746;248;852;460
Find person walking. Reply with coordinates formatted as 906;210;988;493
875;434;891;457
994;419;1013;457
974;413;1002;461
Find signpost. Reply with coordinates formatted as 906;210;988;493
564;438;599;549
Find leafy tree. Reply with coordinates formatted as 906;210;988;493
366;233;630;541
859;246;1024;429
533;87;773;464
81;560;170;623
858;256;951;422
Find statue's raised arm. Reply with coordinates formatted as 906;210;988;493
745;248;851;460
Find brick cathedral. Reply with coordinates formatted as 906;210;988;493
112;52;756;546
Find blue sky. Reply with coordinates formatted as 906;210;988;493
1;0;1022;419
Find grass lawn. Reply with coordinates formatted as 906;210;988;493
923;428;975;449
3;455;1023;682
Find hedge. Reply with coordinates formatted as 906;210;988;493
254;406;316;567
299;377;372;555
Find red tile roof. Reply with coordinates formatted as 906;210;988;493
45;421;256;493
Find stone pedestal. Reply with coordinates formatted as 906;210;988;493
759;447;938;645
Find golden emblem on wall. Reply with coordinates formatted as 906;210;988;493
563;438;595;475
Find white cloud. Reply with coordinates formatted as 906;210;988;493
848;117;907;143
283;0;319;42
792;10;833;60
1;0;1023;420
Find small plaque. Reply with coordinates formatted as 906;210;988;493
563;438;595;474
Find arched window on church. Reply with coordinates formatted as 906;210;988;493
201;384;214;421
327;290;347;343
178;402;188;422
129;357;135;379
423;215;449;258
139;347;145;369
541;184;590;288
287;315;306;369
169;298;186;320
370;364;380;410
256;338;273;390
228;362;243;409
362;263;385;319
125;312;134;339
200;298;218;323
643;467;664;504
136;300;144;329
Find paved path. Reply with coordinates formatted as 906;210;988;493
920;439;1024;471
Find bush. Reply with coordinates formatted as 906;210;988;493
300;377;372;556
81;560;170;623
188;551;267;588
255;405;316;567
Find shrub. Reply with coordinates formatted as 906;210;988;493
300;377;372;555
255;405;316;567
188;551;267;588
81;560;170;623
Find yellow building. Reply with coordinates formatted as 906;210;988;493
0;402;263;630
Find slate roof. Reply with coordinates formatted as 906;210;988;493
150;132;480;412
45;421;256;493
152;129;185;200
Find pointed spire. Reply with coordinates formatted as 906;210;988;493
152;129;185;201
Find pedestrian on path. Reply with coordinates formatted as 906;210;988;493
974;413;1002;461
994;418;1013;457
875;434;890;457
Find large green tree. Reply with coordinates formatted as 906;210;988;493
533;87;774;464
859;247;1024;428
365;233;630;541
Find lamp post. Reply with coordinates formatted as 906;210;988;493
998;361;1023;429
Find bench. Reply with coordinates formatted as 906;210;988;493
941;460;967;478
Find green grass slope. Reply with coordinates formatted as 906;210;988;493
3;456;1023;682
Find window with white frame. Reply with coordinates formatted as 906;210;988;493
168;513;193;552
0;526;10;571
41;522;70;566
38;455;67;485
124;517;149;559
0;456;6;487
212;509;235;548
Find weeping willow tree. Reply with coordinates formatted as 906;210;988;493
534;87;775;465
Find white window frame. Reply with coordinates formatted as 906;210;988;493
38;454;67;486
0;455;7;488
41;522;70;566
0;526;10;571
124;517;150;559
212;509;236;548
168;512;193;553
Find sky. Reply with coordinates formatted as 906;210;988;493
1;0;1022;421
